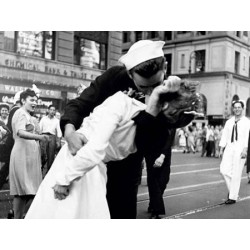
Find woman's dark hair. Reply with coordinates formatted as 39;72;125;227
129;56;165;78
20;89;37;105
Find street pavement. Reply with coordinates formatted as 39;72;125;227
137;150;250;219
1;150;250;219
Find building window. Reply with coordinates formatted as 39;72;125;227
243;31;248;37
74;37;107;70
180;54;185;68
195;50;205;72
235;51;240;74
164;31;172;41
123;32;130;43
147;31;158;39
197;31;206;36
164;54;172;76
135;31;143;41
177;31;190;34
16;31;55;59
3;31;15;52
236;31;241;37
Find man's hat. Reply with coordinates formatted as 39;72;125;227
0;102;10;111
119;40;165;70
232;99;245;108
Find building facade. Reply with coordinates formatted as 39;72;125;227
0;31;122;115
122;31;250;125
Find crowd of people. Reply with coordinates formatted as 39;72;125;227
0;96;62;218
0;39;250;219
177;124;224;157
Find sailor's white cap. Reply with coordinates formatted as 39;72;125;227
119;40;165;70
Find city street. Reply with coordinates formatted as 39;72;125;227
1;150;250;219
137;151;250;219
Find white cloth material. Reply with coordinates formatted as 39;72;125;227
119;40;165;70
219;116;250;200
39;116;62;137
25;92;146;219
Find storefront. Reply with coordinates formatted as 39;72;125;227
0;82;77;117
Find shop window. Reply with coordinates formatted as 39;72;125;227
74;37;107;70
3;31;15;52
135;31;143;41
16;31;55;59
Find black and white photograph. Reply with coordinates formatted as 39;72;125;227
0;1;249;250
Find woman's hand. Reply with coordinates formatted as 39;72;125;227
52;184;70;200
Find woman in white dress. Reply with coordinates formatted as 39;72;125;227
25;79;199;219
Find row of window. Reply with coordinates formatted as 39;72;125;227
3;31;107;70
123;31;249;43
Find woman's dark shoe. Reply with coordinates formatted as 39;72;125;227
225;199;236;205
7;209;14;219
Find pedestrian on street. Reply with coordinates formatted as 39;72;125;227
9;89;49;219
0;93;22;191
219;100;250;204
200;124;207;157
145;128;176;219
178;128;187;153
58;40;177;219
39;105;62;176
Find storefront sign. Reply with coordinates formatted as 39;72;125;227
0;84;62;99
1;53;101;81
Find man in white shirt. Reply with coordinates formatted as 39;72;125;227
219;100;250;204
40;105;62;175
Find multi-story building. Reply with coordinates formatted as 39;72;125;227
0;31;122;115
122;31;250;125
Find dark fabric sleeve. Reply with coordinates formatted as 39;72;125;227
60;66;134;134
161;129;176;155
132;111;167;156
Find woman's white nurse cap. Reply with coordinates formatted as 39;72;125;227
119;40;165;70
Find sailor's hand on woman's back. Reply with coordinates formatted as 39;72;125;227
64;124;88;155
